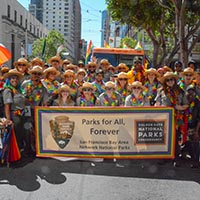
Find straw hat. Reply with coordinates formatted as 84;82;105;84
62;69;75;78
65;64;77;71
162;66;173;72
31;57;44;67
57;84;72;94
79;82;95;92
43;67;60;77
78;60;84;66
105;81;116;89
160;72;178;84
77;68;87;76
129;81;145;91
13;58;30;68
108;65;115;71
116;63;129;72
28;65;43;75
117;72;128;79
144;68;160;77
100;59;109;65
1;66;9;74
181;67;196;76
86;62;97;69
62;59;71;65
3;69;23;80
48;56;62;65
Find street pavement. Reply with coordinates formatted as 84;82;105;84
0;157;200;200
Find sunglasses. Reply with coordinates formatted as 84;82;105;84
32;72;42;76
83;88;92;92
18;64;26;66
52;60;59;63
10;75;19;80
89;66;96;69
185;74;193;77
118;68;126;70
166;78;174;82
132;87;141;90
105;87;114;91
65;75;74;78
118;78;127;81
134;62;141;64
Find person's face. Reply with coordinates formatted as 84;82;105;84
77;72;85;81
47;72;57;81
101;63;109;71
60;90;70;97
88;65;96;73
65;74;74;84
118;78;128;87
82;87;93;96
118;67;127;73
165;77;175;87
184;73;193;83
148;72;156;81
132;86;142;96
51;60;59;68
31;72;42;82
62;63;69;71
175;64;182;72
134;61;142;71
95;73;103;82
17;63;27;73
105;87;115;96
10;75;20;87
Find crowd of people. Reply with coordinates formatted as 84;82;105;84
0;55;200;168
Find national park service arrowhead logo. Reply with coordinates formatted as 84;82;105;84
49;115;75;149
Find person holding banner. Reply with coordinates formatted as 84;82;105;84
143;68;161;106
99;81;123;106
61;70;78;102
76;82;99;106
42;67;61;106
125;81;149;106
3;69;26;153
155;72;188;167
52;84;75;106
116;72;130;105
22;66;48;155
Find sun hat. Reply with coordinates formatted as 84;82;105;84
144;68;160;78
43;67;60;77
28;65;43;75
13;58;30;68
100;59;109;65
77;68;87;76
86;62;97;69
31;57;44;67
105;81;116;89
3;69;23;80
57;84;72;94
129;81;145;90
160;72;178;84
117;72;128;79
48;56;63;65
62;59;71;65
116;63;129;72
181;67;196;76
62;69;75;78
79;82;95;92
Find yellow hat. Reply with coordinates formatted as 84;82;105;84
28;65;43;75
13;58;30;68
160;72;178;84
129;81;145;91
62;69;75;78
48;56;63;65
57;84;72;94
79;82;95;92
144;68;160;77
116;63;129;72
31;57;44;67
105;81;116;89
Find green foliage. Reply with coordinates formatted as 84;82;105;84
31;30;65;62
120;37;137;48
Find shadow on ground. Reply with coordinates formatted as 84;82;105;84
0;157;199;192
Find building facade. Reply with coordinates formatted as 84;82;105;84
29;0;81;63
0;0;48;67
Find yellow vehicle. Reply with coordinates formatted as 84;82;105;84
92;47;145;68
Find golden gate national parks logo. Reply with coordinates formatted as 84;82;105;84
49;115;75;149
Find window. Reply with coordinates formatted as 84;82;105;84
20;15;23;26
14;10;17;22
7;5;10;18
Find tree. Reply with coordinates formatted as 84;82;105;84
106;0;200;68
31;30;65;62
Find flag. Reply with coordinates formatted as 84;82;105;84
41;38;46;59
85;40;94;65
57;45;64;54
134;41;143;50
104;40;110;48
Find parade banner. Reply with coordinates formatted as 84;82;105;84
35;107;175;159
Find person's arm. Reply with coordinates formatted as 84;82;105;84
4;103;12;125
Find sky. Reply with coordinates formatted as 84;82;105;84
17;0;107;47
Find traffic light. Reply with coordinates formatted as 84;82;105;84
79;39;83;48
